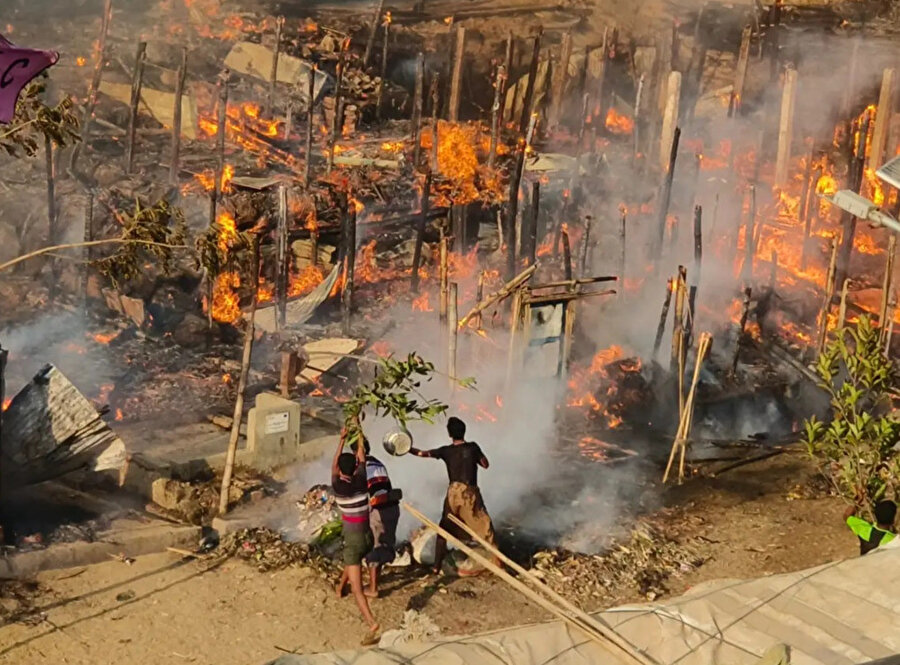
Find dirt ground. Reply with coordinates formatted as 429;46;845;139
0;453;858;665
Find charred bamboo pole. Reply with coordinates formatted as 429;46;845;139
579;215;592;277
870;68;896;171
730;286;752;375
304;65;317;186
686;205;702;348
654;126;681;259
44;135;59;292
362;0;386;68
275;184;289;329
169;47;188;187
448;282;458;387
801;165;823;270
430;75;440;173
593;27;610;123
653;279;674;360
740;185;757;283
458;264;536;329
267;16;285;115
439;236;449;323
411;53;425;167
70;0;113;172
880;235;897;341
549;31;573;129
885;293;897;357
618;208;627;295
774;67;798;188
125;41;147;174
505;139;527;279
728;26;751;117
474;271;485;329
449;26;466;122
519;28;543;135
834;115;869;292
209;70;229;231
82;192;94;304
327;40;349;174
817;238;839;354
488;64;507;168
671;265;687;387
561;225;573;281
376;14;391;120
342;204;357;335
526;181;540;266
218;235;261;515
411;173;432;292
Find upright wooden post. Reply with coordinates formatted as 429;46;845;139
870;68;897;172
561;226;573;280
505;140;527;279
774;68;798;187
835;115;869;292
219;236;260;515
741;185;757;283
837;278;850;332
342;203;357;335
275;184;289;329
728;26;752;117
82;192;94;304
731;286;752;375
448;282;458;387
412;53;425;167
70;0;113;172
439;236;449;323
579;215;592;277
653;279;674;360
671;265;686;373
328;39;349;174
411;173;431;292
519;28;543;136
686;205;702;348
488;64;507;168
267;16;285;115
549;31;573;129
474;271;485;330
209;70;229;234
170;47;188;186
448;26;466;121
659;72;681;173
304;64;317;186
376;13;391;120
880;235;897;339
44;135;59;292
525;181;540;265
654;126;681;259
430;75;440;172
817;239;839;354
125;41;147;174
618;208;627;292
363;0;386;68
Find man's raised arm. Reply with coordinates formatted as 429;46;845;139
331;430;346;481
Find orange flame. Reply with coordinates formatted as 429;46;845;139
604;108;634;135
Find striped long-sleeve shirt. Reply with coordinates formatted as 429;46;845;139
365;455;396;508
333;464;370;534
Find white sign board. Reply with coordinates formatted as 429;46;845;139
265;411;290;434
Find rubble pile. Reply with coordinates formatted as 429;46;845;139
219;527;337;574
150;471;273;525
0;579;45;626
532;522;704;605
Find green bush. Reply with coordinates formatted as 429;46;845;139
804;316;900;521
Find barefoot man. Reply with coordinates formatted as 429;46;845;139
409;416;501;574
331;431;379;644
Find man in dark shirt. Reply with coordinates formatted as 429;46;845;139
331;431;379;644
410;416;499;574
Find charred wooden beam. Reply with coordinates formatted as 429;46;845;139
267;16;285;116
411;173;432;292
548;31;573;129
654;125;681;260
774;67;797;187
519;28;543;136
412;53;425;167
561;225;573;281
275;184;289;329
449;26;466;122
653;278;674;360
363;0;387;68
505;140;527;279
170;47;188;187
70;0;113;172
342;205;357;335
304;64;317;186
728;26;751;118
125;41;147;174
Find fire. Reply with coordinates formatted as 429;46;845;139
380;141;404;153
209;271;242;323
854;233;882;256
222;373;233;384
287;265;327;298
216;211;239;252
863;167;885;207
412;291;433;312
2;397;11;411
76;56;87;67
115;408;124;421
419;121;505;205
91;331;119;344
565;345;639;430
370;341;392;357
604;108;634;135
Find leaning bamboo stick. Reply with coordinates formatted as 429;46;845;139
439;236;449;323
446;514;653;665
170;47;188;186
474;271;485;330
879;235;897;341
459;264;536;329
837;278;850;333
652;279;674;360
671;266;686;373
448;283;459;387
885;292;897;357
663;332;712;484
403;503;653;665
817;238;839;354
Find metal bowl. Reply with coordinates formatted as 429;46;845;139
383;428;413;456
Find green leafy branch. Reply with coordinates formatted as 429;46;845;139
340;353;476;447
804;316;900;520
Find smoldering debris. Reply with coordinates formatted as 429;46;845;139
218;527;338;574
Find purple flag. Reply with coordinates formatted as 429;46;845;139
0;35;59;124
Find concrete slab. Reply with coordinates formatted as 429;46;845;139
0;518;201;578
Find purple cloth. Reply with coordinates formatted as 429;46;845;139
0;35;59;124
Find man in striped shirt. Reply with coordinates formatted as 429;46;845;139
332;431;379;643
352;438;401;598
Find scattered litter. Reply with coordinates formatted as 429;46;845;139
219;527;337;575
378;610;441;648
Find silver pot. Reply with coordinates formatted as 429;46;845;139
383;428;413;456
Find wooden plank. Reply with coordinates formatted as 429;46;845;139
224;42;330;101
1;365;125;488
100;81;198;140
774;68;798;187
870;68;896;172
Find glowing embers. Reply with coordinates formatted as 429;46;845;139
566;346;642;430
